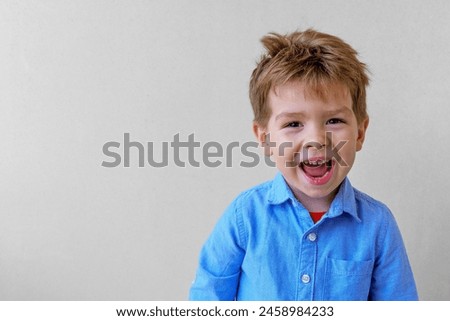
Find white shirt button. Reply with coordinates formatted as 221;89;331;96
301;274;310;284
308;233;317;242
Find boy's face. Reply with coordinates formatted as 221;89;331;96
254;81;369;211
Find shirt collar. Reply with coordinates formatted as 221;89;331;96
267;172;297;205
268;172;360;222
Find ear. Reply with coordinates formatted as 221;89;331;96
356;117;369;151
253;122;271;156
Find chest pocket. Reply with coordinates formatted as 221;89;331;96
322;257;374;300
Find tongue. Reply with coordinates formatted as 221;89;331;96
303;163;328;177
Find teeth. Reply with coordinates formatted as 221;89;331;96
303;159;325;166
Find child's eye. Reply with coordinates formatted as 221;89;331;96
285;121;301;128
326;118;344;125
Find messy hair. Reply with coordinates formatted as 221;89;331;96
249;29;369;126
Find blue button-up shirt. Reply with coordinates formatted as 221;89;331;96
189;173;418;300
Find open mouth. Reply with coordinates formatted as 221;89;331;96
300;158;334;185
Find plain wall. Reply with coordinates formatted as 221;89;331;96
1;0;449;300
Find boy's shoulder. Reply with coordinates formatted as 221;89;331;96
225;174;292;215
353;187;390;210
233;177;275;206
351;186;395;222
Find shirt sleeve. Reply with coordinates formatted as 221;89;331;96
369;209;419;300
189;200;246;300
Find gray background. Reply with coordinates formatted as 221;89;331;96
1;0;449;300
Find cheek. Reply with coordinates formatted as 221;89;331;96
276;143;296;158
336;140;357;167
268;134;292;156
271;142;299;169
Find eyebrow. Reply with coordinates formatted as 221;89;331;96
275;106;352;121
275;112;306;121
323;106;353;117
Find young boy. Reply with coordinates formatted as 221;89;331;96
189;29;418;300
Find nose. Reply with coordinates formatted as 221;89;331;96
302;125;328;151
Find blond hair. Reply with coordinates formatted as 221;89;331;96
249;29;369;126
